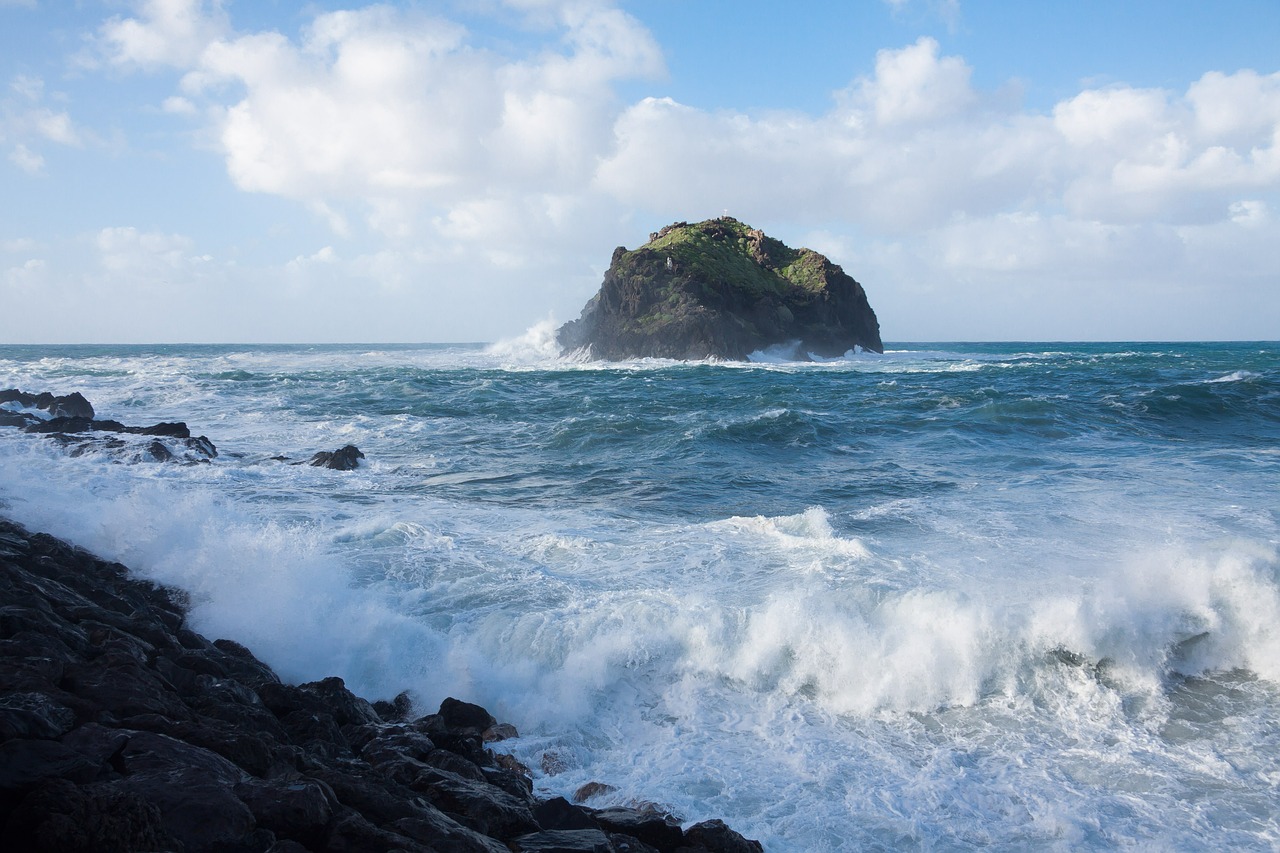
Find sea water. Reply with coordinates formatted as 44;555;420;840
1;332;1277;850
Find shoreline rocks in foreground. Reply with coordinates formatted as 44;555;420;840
558;216;882;361
0;518;763;852
1;388;362;470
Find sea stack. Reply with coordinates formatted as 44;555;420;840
557;217;883;360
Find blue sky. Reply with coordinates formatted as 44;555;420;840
2;0;1278;344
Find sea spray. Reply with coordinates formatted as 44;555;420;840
1;340;1278;850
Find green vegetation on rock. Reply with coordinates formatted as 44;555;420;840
557;217;883;361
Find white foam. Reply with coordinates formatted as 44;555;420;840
484;318;564;365
1205;370;1259;383
5;344;1280;850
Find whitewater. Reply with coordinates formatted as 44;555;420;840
1;333;1277;851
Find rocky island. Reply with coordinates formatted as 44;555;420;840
557;217;882;361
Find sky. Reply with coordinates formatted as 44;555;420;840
2;0;1278;344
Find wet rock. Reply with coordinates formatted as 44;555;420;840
235;777;334;848
683;819;765;853
0;389;94;420
512;827;615;852
534;796;601;831
3;778;177;853
0;518;761;853
591;807;684;851
0;691;76;741
573;781;618;803
373;689;416;722
411;764;540;838
308;444;365;470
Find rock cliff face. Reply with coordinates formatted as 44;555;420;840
557;217;882;360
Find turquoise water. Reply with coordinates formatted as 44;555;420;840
2;336;1278;850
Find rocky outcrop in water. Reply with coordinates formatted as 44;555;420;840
557;217;882;360
0;390;95;421
1;388;217;463
1;390;372;471
308;445;365;471
0;518;763;852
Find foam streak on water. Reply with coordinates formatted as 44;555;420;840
1;340;1279;850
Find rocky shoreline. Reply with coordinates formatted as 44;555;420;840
0;519;762;853
0;388;763;852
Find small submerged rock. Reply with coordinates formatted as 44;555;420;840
307;444;365;471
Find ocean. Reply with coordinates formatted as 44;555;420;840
1;330;1277;851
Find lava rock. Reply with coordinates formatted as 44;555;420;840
0;517;763;853
308;444;365;470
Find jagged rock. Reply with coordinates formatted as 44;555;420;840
373;690;416;723
558;216;882;360
3;777;178;853
308;444;365;470
0;518;762;852
234;777;335;849
591;808;684;850
0;389;94;420
684;819;765;853
511;828;615;852
573;781;617;803
0;692;76;741
3;390;216;463
534;796;601;831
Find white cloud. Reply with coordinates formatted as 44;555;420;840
95;226;202;280
1;237;38;253
9;142;43;174
2;74;83;175
98;0;662;252
56;3;1280;341
98;0;230;70
1229;199;1269;226
9;74;43;101
4;257;46;289
842;37;976;126
286;245;337;272
162;95;197;115
595;39;1058;232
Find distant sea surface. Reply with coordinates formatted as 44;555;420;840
2;334;1278;851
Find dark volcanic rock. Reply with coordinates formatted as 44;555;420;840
1;388;216;463
0;518;765;852
0;389;94;420
557;217;882;361
308;444;365;470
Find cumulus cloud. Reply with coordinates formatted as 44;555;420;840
100;0;661;254
2;74;83;174
67;2;1280;340
8;142;43;174
98;0;231;70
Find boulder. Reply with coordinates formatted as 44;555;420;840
309;444;365;470
684;819;765;853
0;390;94;420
